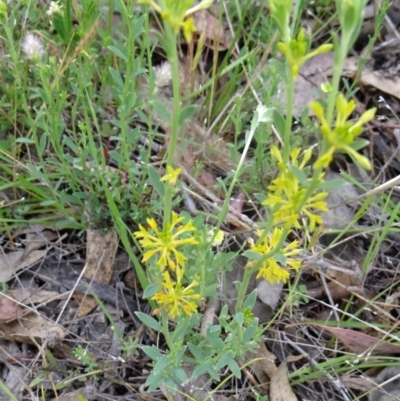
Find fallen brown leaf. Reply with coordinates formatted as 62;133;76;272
0;226;57;283
74;227;119;317
239;340;276;391
341;55;400;101
7;288;60;305
191;9;232;49
296;323;400;356
0;298;24;321
270;355;302;401
0;313;66;344
0;250;47;283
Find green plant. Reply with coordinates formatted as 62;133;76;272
0;0;391;398
73;345;99;377
286;284;310;306
128;0;381;395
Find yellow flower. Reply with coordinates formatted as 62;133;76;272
248;228;302;284
139;0;213;43
134;212;198;271
267;146;312;194
277;29;333;78
310;94;376;170
181;17;197;42
263;147;328;231
160;165;183;186
266;190;328;232
207;228;225;246
152;266;202;320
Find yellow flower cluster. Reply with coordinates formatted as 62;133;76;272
310;94;376;170
138;0;213;42
134;212;201;320
134;212;198;271
277;29;332;78
263;147;328;232
248;228;301;283
152;266;201;319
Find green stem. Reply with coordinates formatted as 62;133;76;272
163;25;181;229
326;43;347;125
235;267;255;312
1;21;32;127
283;66;295;163
199;246;207;300
161;312;174;351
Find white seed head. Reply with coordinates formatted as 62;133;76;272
21;33;45;62
154;61;172;87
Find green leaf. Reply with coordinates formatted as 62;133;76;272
192;361;220;381
109;150;125;164
39;133;47;153
154;30;169;53
135;312;161;332
172;367;188;384
188;343;202;360
142;345;162;361
15;137;34;144
243;322;257;343
350;139;370;151
216;352;233;370
207;364;221;381
179;105;197;126
208;324;221;333
107;45;127;61
143;284;158;299
254;192;267;204
204;283;219;297
146;370;164;392
172;319;191;343
318;179;348;191
163;378;177;394
274;252;286;265
288;164;308;187
227;357;241;378
234;312;244;325
147;165;165;197
131;68;148;79
132;14;146;39
29;372;47;388
243;289;258;310
192;361;210;379
53;12;67;43
153;355;169;375
235;281;242;292
63;136;78;153
40;200;56;206
207;333;224;348
272;109;285;136
219;305;228;319
242;250;263;261
153;100;171;124
109;67;124;89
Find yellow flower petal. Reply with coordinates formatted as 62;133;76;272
151;266;202;320
249;229;302;284
133;213;198;271
160;165;183;185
